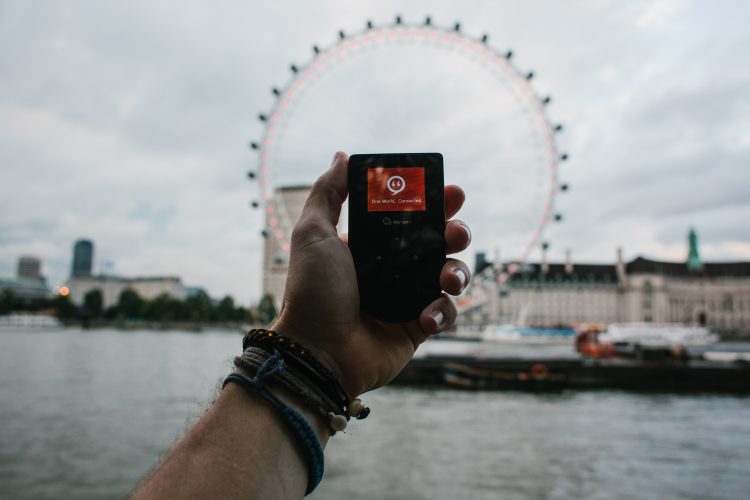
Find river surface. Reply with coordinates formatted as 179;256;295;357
1;328;749;499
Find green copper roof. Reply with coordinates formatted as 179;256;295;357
687;227;703;271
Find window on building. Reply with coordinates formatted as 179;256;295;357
642;280;653;311
698;312;707;326
722;294;734;313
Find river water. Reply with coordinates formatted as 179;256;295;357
0;328;748;499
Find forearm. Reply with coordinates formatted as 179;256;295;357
133;382;330;500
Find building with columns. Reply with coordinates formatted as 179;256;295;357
65;275;188;308
462;229;750;337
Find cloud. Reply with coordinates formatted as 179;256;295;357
1;1;749;303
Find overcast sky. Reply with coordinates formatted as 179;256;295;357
1;0;749;304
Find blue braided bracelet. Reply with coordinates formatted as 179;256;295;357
222;350;325;495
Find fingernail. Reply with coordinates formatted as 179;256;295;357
430;310;444;328
455;269;467;288
459;222;472;245
331;152;340;165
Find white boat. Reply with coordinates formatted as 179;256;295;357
598;323;719;347
0;313;62;328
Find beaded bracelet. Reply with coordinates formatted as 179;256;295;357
223;350;324;495
235;347;370;433
241;330;371;430
243;329;351;410
235;348;345;432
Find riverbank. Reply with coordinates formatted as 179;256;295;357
60;318;253;332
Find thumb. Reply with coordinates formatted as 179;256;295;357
299;152;349;232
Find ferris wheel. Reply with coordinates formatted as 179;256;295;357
247;15;570;285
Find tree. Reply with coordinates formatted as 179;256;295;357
145;293;182;321
234;305;254;323
51;294;76;320
216;296;235;322
256;294;277;325
118;288;144;319
83;289;103;318
184;290;213;322
0;289;15;315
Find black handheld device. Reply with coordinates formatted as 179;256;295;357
348;153;446;323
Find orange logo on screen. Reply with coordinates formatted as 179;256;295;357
367;167;426;212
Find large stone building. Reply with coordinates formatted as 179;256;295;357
262;186;311;306
66;275;188;308
463;230;750;336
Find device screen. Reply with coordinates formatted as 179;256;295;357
367;167;426;212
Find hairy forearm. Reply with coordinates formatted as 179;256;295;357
133;382;330;500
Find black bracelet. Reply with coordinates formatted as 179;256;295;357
243;329;351;409
223;351;324;495
235;347;354;434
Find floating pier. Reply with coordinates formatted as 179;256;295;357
392;341;750;392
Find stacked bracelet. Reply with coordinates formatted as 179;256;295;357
236;348;346;430
223;352;324;495
242;329;351;410
225;329;371;496
240;329;371;431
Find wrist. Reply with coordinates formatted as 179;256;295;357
270;318;364;398
234;365;332;445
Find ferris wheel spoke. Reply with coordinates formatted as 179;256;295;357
252;19;568;274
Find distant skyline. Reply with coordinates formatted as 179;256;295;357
1;1;749;303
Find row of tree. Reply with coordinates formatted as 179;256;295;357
0;288;277;325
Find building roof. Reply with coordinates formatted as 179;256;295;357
626;256;750;277
508;263;619;284
67;274;183;283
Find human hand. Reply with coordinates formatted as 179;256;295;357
273;152;471;397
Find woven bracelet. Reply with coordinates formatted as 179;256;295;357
223;351;324;495
243;329;351;408
235;348;352;434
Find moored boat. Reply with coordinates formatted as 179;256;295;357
599;322;719;347
480;324;576;344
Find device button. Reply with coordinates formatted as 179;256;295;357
391;237;407;251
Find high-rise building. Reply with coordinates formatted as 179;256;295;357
17;256;41;280
72;239;94;277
